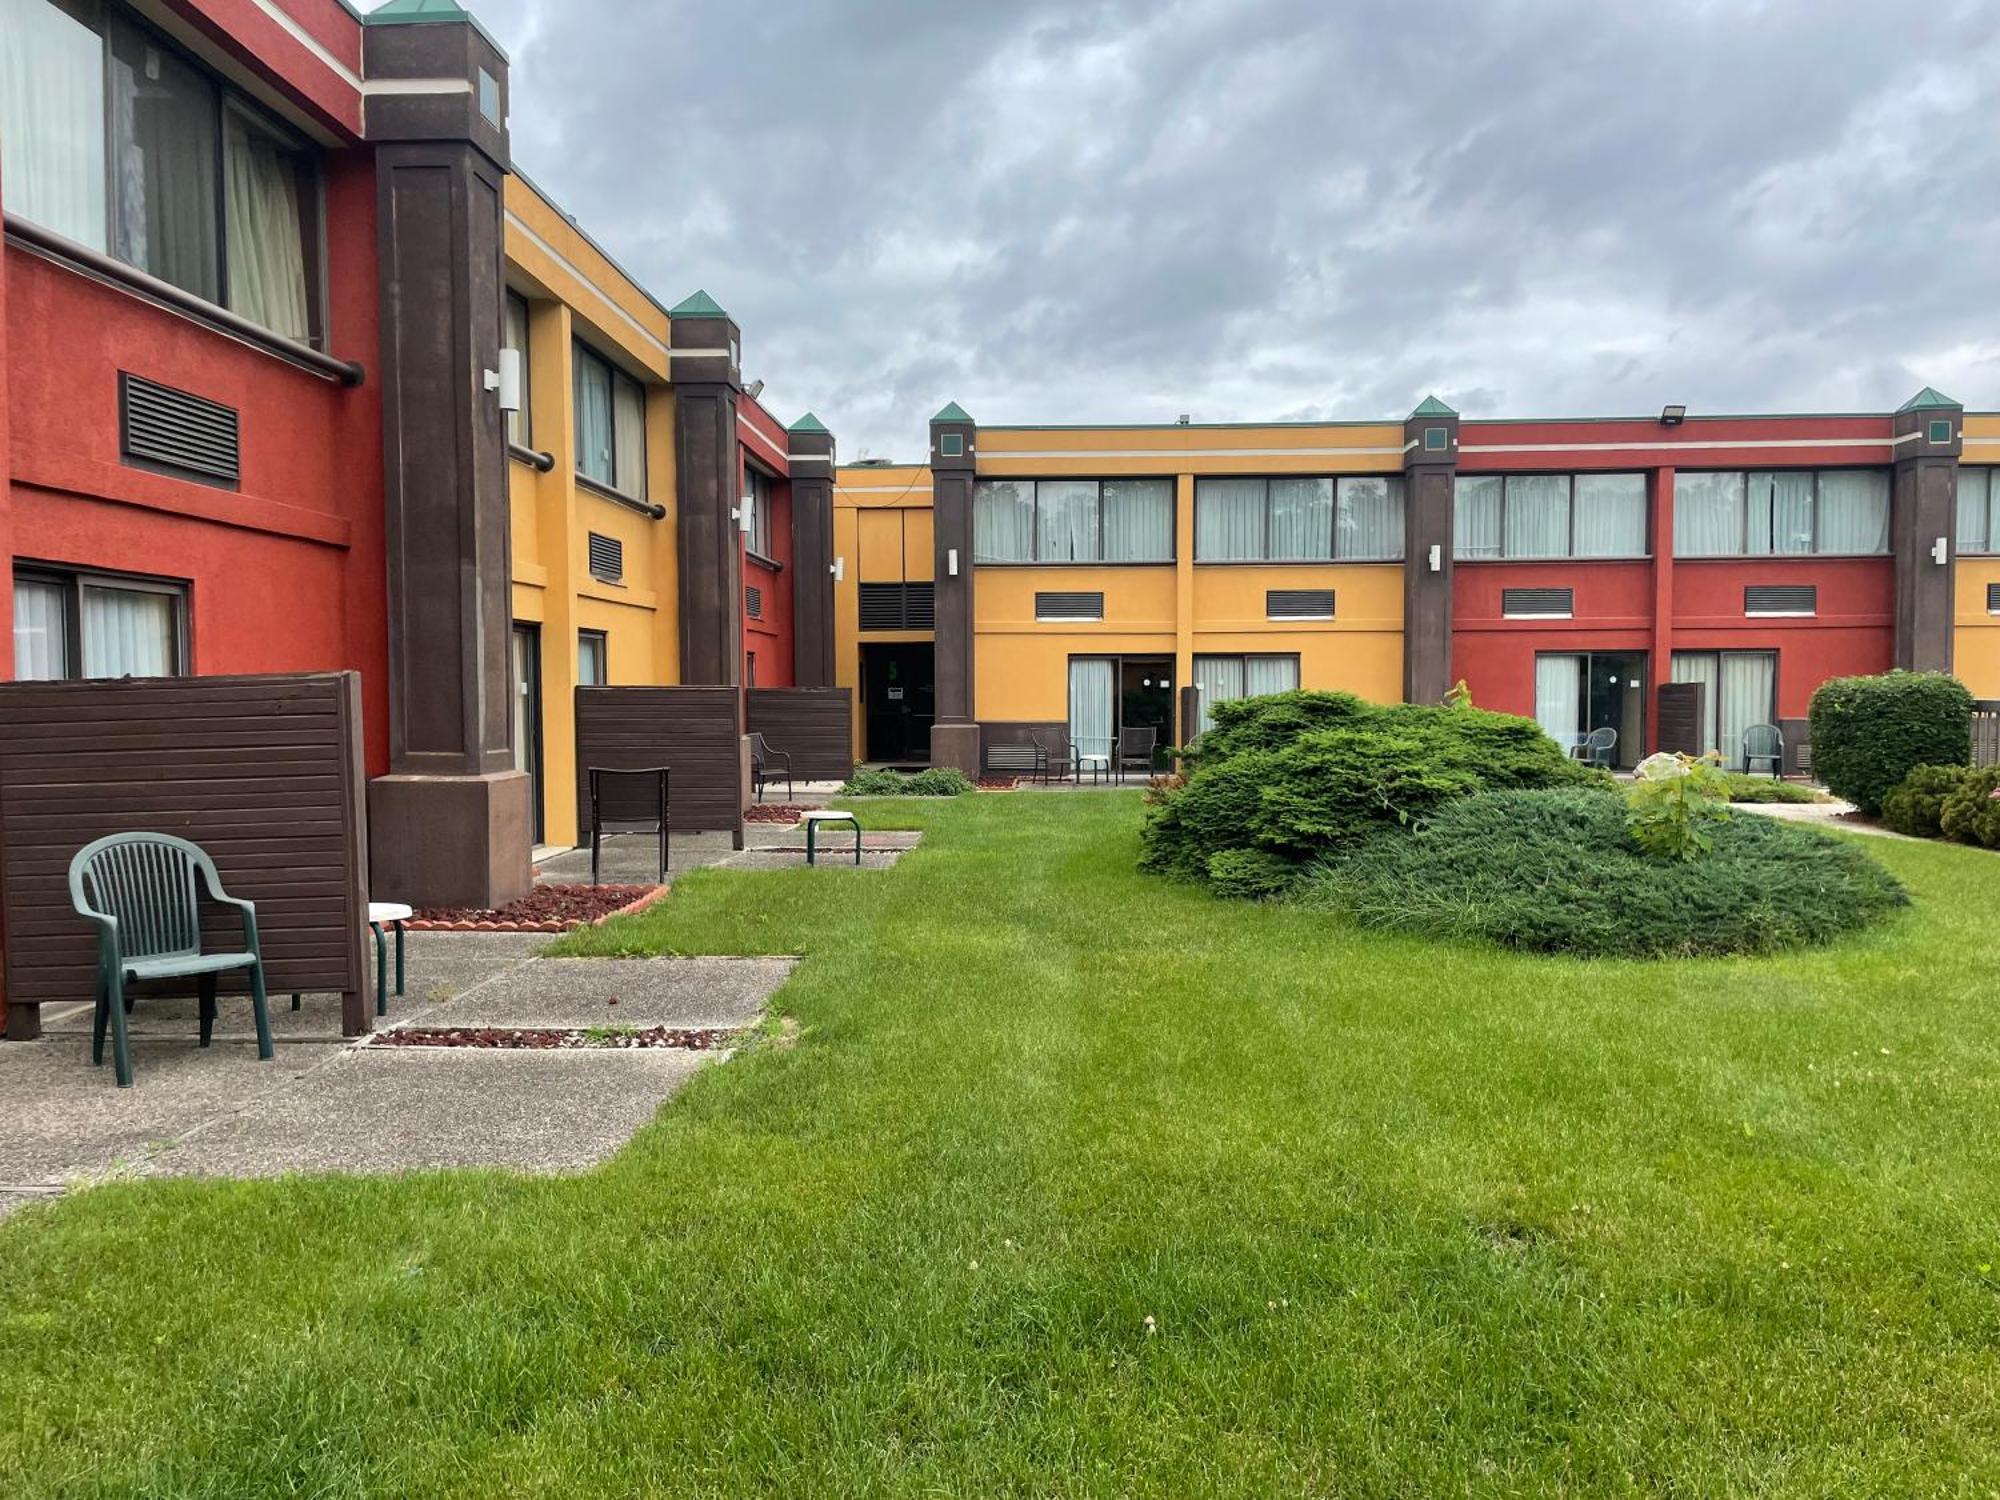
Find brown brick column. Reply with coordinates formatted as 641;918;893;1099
1402;397;1459;705
1892;389;1962;674
669;292;746;687
363;14;532;907
787;414;837;688
929;403;980;773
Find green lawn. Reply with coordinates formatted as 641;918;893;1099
4;793;1999;1496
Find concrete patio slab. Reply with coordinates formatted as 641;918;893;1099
392;956;794;1031
0;1039;330;1188
720;849;907;871
149;1047;713;1177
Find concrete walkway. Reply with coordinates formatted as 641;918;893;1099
536;820;920;884
0;932;794;1218
1731;798;1915;840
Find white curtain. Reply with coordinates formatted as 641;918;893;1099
503;295;531;446
1102;478;1173;562
1504;475;1570;558
510;629;537;777
1454;475;1502;558
1337;477;1403;560
1817;470;1889;554
81;585;176;678
1245;656;1299;697
1068;657;1115;765
1269;478;1332;560
1534;654;1583;749
1960;469;1994;555
1;0;107;248
1747;471;1814;555
1719;654;1776;772
109;16;220;302
1196;479;1265;560
1037;480;1099;562
1670;653;1721;761
1674;472;1745;556
613;373;647;497
577;632;606;687
573;348;614;485
1573;473;1647;557
1193;656;1245;735
222;110;308;339
12;578;69;681
974;481;1035;562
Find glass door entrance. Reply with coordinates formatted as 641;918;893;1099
511;623;543;843
1534;652;1646;769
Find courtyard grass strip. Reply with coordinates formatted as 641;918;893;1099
2;793;1998;1495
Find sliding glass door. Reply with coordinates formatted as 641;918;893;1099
1067;657;1116;768
1669;652;1776;771
1534;652;1646;768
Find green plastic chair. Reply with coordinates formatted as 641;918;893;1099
68;833;273;1088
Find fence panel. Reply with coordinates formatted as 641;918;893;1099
1974;701;2000;769
746;688;854;782
574;686;745;845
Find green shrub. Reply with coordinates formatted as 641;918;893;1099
1718;773;1822;804
1142;694;1602;884
1808;672;1973;814
1938;766;2000;847
1626;753;1732;861
1204;848;1301;902
1881;764;1974;838
1300;789;1907;958
839;766;974;797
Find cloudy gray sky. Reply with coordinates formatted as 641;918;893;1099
395;0;2000;461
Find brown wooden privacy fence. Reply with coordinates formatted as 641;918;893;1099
1656;682;1705;758
574;686;745;846
1975;701;2000;769
0;672;370;1040
746;687;854;782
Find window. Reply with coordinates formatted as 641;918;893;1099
1534;652;1646;770
503;292;531;447
1670;652;1778;772
1192;654;1299;735
746;650;756;687
973;478;1174;563
743;465;774;558
12;567;186;680
0;0;323;342
573;342;646;497
1958;468;1998;555
1194;476;1403;561
1672;470;1889;557
1453;473;1647;559
577;629;606;687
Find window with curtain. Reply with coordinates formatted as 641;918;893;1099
1674;470;1889;556
2;1;324;340
1454;475;1502;558
1192;654;1299;734
971;479;1172;563
1959;468;1997;555
503;292;532;446
1454;473;1648;559
13;569;185;679
1671;651;1776;770
1573;473;1648;556
1196;476;1404;560
1067;657;1116;764
1503;475;1569;559
743;466;773;557
1534;654;1584;748
573;343;646;497
577;630;607;687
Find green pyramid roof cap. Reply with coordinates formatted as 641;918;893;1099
669;289;729;319
788;412;830;435
1410;395;1458;418
1898;386;1960;411
362;0;506;61
931;401;974;425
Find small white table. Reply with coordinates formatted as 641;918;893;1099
801;810;861;866
368;901;414;1017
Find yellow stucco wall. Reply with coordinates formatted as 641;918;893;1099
977;422;1406;477
834;465;935;760
504;177;679;845
1956;453;2000;699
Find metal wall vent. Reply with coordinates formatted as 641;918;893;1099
120;373;239;487
1745;584;1816;616
1501;587;1573;618
745;584;763;620
857;582;935;631
1267;588;1335;620
1034;590;1105;622
1988;582;2000;615
587;532;623;583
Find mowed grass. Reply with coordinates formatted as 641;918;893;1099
3;793;1999;1496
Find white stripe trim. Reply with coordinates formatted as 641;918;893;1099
667;347;734;359
787;454;834;466
363;78;474;98
504;211;670;361
247;0;362;91
1461;437;1897;455
984;445;1406;460
835;484;930;493
1963;437;2000;446
740;420;790;467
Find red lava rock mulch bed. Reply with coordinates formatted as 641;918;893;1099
976;776;1020;790
745;803;813;823
375;1026;740;1050
406;884;666;933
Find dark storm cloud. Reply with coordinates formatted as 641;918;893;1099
428;0;2000;458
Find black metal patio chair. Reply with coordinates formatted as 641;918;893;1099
749;733;793;803
587;766;670;886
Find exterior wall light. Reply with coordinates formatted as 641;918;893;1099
1660;404;1688;426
